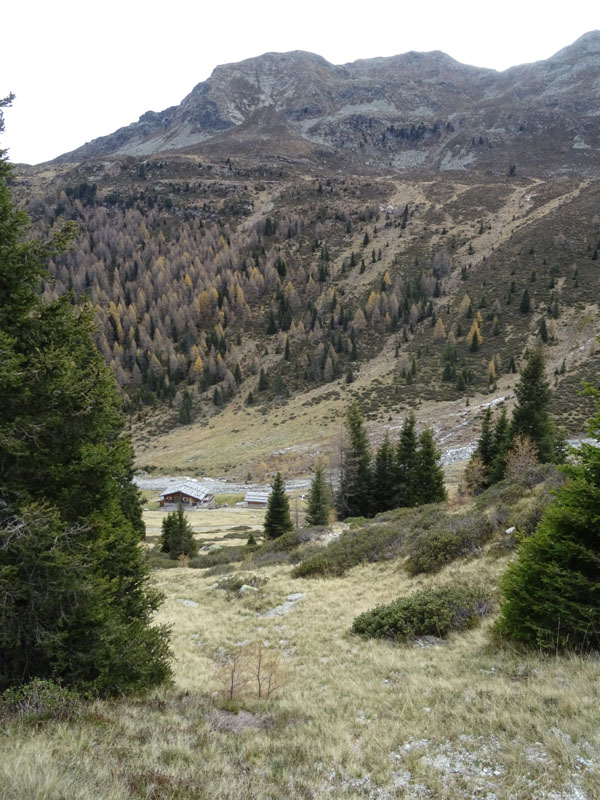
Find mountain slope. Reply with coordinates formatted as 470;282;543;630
53;33;600;176
12;33;600;479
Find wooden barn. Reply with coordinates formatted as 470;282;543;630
243;489;272;508
159;481;215;509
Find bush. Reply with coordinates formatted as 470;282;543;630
254;530;302;554
292;523;407;578
351;584;494;642
189;546;247;569
0;679;82;722
147;552;183;570
212;573;267;593
405;513;495;575
292;505;443;579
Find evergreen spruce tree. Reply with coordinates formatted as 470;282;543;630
489;407;511;483
159;502;198;559
495;387;600;651
264;473;293;539
413;429;447;505
178;389;193;424
374;433;395;513
0;97;171;693
258;368;269;391
305;463;332;527
394;412;418;507
475;408;495;474
337;402;373;518
511;349;556;463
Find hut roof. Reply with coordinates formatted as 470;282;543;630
244;489;272;505
159;481;212;502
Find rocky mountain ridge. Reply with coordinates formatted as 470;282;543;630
54;32;600;175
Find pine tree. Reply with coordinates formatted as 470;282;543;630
305;464;332;527
0;98;171;693
264;473;293;539
159;502;198;559
413;429;447;505
511;349;555;463
394;413;418;507
495;387;600;651
337;402;373;518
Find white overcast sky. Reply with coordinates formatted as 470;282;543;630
1;0;598;164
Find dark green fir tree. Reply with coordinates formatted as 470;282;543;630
495;386;600;651
413;428;447;505
394;412;418;507
264;473;293;539
337;402;373;518
373;433;395;513
511;349;556;463
159;501;198;559
0;95;171;694
305;463;332;527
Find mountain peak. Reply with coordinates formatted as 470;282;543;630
52;33;600;177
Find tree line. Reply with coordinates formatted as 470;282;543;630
468;349;564;490
337;403;446;519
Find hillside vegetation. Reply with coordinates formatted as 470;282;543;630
2;467;599;800
15;162;599;479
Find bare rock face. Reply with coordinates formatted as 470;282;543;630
53;32;600;176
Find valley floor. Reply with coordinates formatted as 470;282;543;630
1;509;599;799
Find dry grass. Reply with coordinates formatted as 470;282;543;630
2;542;599;799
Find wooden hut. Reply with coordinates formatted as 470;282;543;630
159;481;215;509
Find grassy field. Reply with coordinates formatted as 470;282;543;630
1;499;599;800
142;507;267;545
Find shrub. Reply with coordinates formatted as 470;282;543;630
254;530;302;555
291;505;443;579
351;584;494;642
189;546;247;569
0;679;82;722
212;574;267;593
292;523;408;578
405;513;495;575
147;552;183;570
